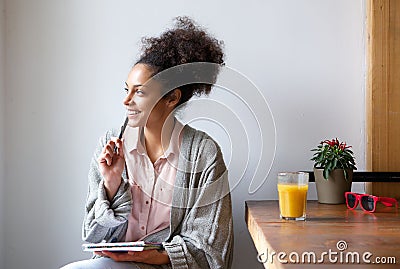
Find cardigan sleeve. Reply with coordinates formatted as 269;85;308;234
163;132;234;269
82;130;132;243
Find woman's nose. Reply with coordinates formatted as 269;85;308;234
123;91;135;106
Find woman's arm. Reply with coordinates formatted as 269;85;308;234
164;174;233;269
163;130;234;269
95;249;170;265
82;130;132;243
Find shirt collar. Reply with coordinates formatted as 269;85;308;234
124;118;184;158
163;119;184;158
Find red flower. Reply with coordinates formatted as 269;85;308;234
322;138;352;151
339;142;352;150
322;138;340;147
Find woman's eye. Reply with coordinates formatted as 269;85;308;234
124;86;145;95
136;89;145;95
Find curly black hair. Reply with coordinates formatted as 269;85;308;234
136;16;225;108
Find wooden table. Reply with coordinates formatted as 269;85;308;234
245;200;400;268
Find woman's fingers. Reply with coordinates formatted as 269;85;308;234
94;251;106;257
104;152;113;166
105;141;116;155
108;137;124;157
115;138;124;157
101;251;133;262
99;140;116;164
98;138;124;166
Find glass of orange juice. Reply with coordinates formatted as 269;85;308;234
278;172;309;220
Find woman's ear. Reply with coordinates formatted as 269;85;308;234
166;89;182;108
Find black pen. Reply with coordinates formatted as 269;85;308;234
114;117;129;153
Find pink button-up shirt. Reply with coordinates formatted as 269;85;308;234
123;119;183;242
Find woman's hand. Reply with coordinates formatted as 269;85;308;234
94;250;170;265
97;138;125;200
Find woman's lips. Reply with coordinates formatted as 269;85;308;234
127;110;141;116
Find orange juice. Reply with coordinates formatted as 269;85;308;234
278;184;308;218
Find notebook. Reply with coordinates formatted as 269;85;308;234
82;241;163;252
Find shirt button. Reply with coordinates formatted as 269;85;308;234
141;226;145;230
145;200;149;205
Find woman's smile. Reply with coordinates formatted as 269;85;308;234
126;109;141;117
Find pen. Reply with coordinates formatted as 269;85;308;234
114;117;129;153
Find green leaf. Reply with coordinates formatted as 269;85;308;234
323;168;329;179
332;158;338;169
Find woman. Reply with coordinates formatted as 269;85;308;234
61;17;233;269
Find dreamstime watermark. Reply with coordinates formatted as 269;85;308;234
257;240;397;265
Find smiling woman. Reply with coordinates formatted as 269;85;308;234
60;16;233;269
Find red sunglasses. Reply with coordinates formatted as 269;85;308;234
345;192;398;213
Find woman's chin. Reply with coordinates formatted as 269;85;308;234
126;118;145;128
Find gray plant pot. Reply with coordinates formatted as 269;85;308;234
314;168;353;204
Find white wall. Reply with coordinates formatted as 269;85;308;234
4;0;366;268
0;0;6;267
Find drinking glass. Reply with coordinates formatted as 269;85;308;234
277;172;309;220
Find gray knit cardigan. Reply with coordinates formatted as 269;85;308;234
82;125;233;269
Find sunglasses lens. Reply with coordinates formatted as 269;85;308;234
361;196;375;211
346;193;356;208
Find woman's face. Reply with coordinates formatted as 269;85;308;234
123;64;172;128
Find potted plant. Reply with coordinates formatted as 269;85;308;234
311;138;357;204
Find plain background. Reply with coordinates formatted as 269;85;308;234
0;0;5;266
0;0;366;268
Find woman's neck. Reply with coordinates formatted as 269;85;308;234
144;116;175;163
